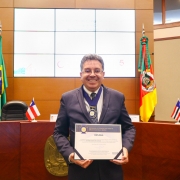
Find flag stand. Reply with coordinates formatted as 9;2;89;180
31;119;37;122
175;121;180;124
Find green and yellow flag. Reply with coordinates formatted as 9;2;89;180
138;36;157;122
0;36;8;119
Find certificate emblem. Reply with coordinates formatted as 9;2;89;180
81;126;87;133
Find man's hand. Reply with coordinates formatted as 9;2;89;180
110;147;129;165
69;153;93;168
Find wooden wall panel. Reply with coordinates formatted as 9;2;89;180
136;10;154;32
135;77;140;100
0;8;14;30
76;0;135;9
13;78;76;101
1;31;13;53
0;122;20;180
125;99;136;114
0;0;13;7
75;77;83;88
135;100;140;115
135;0;153;9
103;78;136;100
14;0;75;8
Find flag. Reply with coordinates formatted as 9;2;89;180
26;99;40;120
0;36;8;119
138;36;157;122
171;100;180;121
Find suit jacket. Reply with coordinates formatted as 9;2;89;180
53;85;136;180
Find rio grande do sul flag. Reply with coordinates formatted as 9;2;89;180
138;36;157;122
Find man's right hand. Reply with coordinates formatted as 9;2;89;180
69;153;93;168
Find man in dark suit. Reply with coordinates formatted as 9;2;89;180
53;54;136;180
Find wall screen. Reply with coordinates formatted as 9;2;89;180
14;9;135;77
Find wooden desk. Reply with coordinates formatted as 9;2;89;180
0;121;20;180
20;121;66;180
1;121;180;180
124;122;180;180
0;121;66;180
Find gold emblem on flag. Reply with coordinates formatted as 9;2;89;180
142;71;155;92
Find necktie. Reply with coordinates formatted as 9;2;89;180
90;93;98;123
91;92;96;100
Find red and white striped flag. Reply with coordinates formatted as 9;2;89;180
171;100;180;121
26;99;40;120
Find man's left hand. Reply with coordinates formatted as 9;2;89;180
110;147;129;165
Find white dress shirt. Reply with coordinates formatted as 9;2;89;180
83;85;103;122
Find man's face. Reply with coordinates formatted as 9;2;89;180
80;60;105;92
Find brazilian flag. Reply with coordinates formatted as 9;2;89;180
0;36;8;120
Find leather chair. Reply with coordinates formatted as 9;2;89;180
1;100;28;121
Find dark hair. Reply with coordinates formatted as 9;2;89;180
80;54;104;71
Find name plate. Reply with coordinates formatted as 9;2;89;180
50;114;58;122
129;114;139;122
74;124;122;160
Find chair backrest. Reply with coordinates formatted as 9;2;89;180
1;101;28;121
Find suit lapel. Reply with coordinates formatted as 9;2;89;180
77;87;92;123
99;86;109;123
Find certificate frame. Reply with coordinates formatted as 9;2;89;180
74;123;123;160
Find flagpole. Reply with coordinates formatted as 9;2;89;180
0;21;2;36
31;97;37;122
142;23;145;37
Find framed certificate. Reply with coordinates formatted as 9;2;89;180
74;124;123;160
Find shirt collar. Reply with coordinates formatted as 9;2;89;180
83;85;100;97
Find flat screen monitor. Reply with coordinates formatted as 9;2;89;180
14;9;135;77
